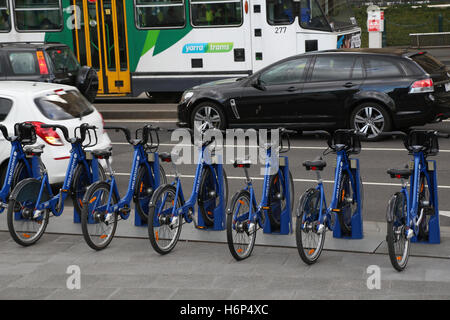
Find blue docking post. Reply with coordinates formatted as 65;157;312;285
263;156;292;235
411;160;440;244
333;158;363;239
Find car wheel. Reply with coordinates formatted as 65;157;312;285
191;102;226;131
350;102;391;141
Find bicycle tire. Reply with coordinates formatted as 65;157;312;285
7;178;50;246
148;184;184;255
295;188;325;265
226;190;257;261
418;174;431;242
81;181;118;251
337;172;358;236
71;163;106;215
198;166;228;227
387;192;410;272
134;164;167;223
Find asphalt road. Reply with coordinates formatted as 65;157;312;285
104;119;450;226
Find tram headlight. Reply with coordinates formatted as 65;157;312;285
181;91;194;103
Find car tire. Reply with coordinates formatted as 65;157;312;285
190;102;226;131
76;66;99;103
350;102;391;141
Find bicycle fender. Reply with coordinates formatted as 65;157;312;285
386;192;402;223
9;178;50;203
296;188;319;217
81;180;108;204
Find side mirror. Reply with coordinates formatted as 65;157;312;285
251;77;266;91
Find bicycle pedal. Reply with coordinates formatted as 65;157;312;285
120;207;131;214
0;202;7;209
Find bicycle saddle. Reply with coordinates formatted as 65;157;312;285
233;159;251;168
23;144;45;156
159;152;172;163
92;147;113;159
303;158;327;171
387;168;412;179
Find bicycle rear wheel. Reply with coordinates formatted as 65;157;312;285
337;172;359;236
135;165;167;224
81;181;118;251
7;178;50;246
387;192;409;272
198;166;228;227
148;184;183;255
295;188;325;265
267;169;294;230
226;190;256;261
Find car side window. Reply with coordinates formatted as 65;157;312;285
365;57;403;78
260;58;308;85
310;55;355;82
8;52;39;75
0;97;12;122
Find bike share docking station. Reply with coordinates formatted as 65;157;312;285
262;156;292;235
332;157;364;240
410;160;440;244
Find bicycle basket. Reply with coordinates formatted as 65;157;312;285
15;123;37;146
332;130;361;155
406;131;439;156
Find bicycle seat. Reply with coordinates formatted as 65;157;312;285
303;159;327;171
159;152;172;163
92;147;113;159
387;168;412;179
233;159;251;168
23;144;45;156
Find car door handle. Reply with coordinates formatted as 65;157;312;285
287;86;298;92
344;82;356;88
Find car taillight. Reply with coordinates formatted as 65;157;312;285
30;122;64;146
409;78;434;94
36;51;49;75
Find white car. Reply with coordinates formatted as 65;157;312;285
0;81;111;184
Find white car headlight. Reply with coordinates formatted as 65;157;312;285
181;91;194;103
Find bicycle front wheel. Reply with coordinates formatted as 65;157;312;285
148;184;183;255
226;190;256;261
387;192;410;272
267;169;294;230
337;172;358;236
7;178;50;246
295;188;325;265
81;181;118;251
198;166;228;227
71;163;106;215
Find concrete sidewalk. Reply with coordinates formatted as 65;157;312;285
0;231;449;300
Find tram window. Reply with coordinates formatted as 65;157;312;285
299;0;331;31
14;0;63;31
135;0;185;29
8;52;39;75
0;0;10;32
191;0;242;27
266;0;295;25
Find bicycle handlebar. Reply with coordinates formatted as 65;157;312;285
0;124;10;141
383;130;449;155
41;124;71;142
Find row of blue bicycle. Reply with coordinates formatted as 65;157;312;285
1;122;447;272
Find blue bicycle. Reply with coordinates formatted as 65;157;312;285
226;128;295;261
384;130;448;271
81;125;166;250
0;123;42;213
147;128;228;255
7;123;104;246
296;129;365;264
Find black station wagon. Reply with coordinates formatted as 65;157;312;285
177;48;450;141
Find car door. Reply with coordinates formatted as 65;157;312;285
299;54;364;127
236;57;310;125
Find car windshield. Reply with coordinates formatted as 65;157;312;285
46;47;80;73
411;53;447;74
35;90;94;120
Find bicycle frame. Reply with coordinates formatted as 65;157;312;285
0;140;40;213
35;142;101;216
100;143;161;220
311;149;359;231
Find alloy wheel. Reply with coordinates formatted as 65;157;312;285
193;106;222;131
353;106;385;139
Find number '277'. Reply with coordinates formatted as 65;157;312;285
275;27;287;34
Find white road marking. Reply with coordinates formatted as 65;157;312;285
105;120;176;123
439;211;450;218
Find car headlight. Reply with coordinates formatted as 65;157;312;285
181;91;194;103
